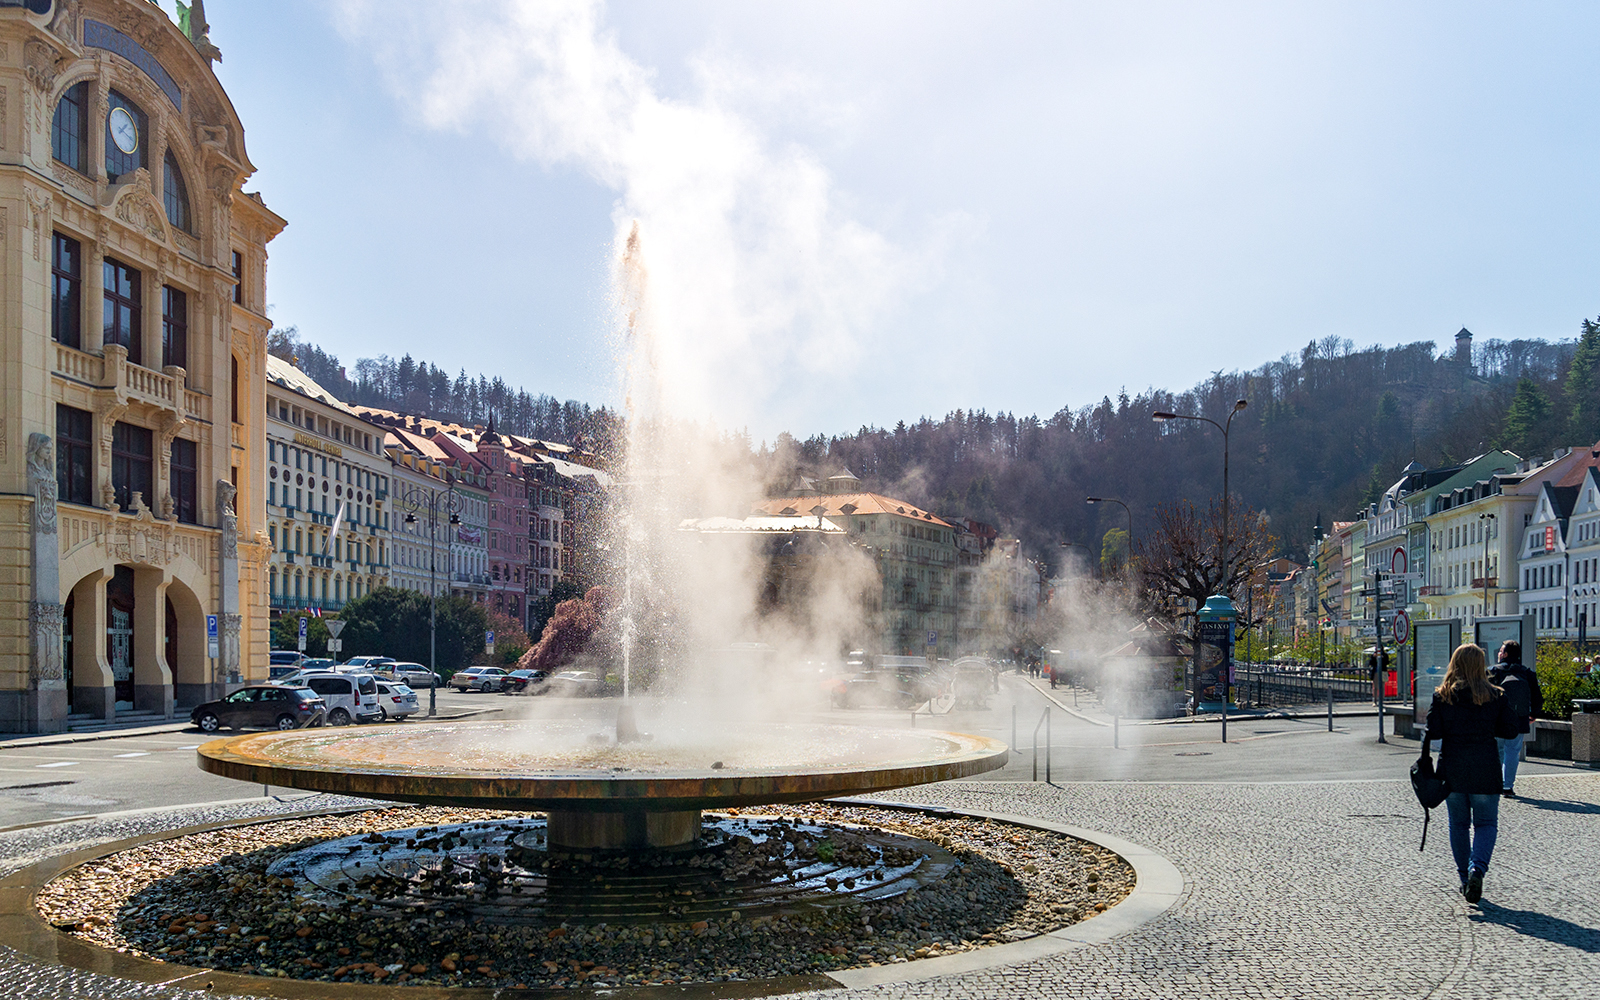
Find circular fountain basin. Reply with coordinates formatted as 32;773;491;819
197;721;1008;850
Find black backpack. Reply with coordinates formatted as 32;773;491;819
1410;727;1450;850
1497;667;1531;719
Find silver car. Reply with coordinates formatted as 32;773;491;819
389;662;441;688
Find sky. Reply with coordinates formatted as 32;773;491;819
177;0;1600;439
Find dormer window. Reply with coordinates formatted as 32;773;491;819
163;151;192;233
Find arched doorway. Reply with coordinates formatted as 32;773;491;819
166;577;210;708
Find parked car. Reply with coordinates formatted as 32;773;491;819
389;662;441;688
192;686;326;733
299;672;383;725
269;650;306;668
373;680;420;721
342;656;397;673
300;658;337;672
503;669;548;693
547;670;602;697
449;666;509;692
267;664;301;682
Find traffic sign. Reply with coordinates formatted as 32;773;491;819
1392;546;1407;575
206;614;219;660
486;630;495;656
926;630;938;647
1392;611;1411;644
326;638;342;654
298;616;308;652
326;620;346;639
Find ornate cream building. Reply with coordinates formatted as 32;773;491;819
0;0;281;732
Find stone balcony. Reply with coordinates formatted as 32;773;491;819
54;343;210;424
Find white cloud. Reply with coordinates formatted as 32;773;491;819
337;0;927;427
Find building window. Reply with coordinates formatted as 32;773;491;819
231;250;242;304
51;233;82;348
163;150;192;234
162;286;187;370
104;90;147;182
55;405;93;506
51;81;89;173
231;355;240;423
102;257;142;364
111;422;153;511
171;437;198;524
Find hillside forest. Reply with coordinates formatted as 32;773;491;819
274;320;1600;572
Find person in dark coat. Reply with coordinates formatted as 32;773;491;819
1427;643;1517;903
1488;640;1542;797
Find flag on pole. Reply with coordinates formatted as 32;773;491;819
323;502;347;556
310;607;322;618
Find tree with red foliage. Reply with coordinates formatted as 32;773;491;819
519;586;615;672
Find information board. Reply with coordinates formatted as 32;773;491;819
1194;619;1233;710
1412;619;1460;727
1474;615;1535;666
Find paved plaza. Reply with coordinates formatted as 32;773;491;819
1;677;1595;999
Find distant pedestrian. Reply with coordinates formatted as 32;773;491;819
1489;640;1542;797
1428;643;1517;903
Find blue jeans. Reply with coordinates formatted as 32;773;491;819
1497;736;1522;791
1445;792;1500;878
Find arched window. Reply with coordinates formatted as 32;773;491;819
230;355;240;423
52;81;89;173
163;150;192;233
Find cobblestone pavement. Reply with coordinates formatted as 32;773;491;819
1;769;1596;997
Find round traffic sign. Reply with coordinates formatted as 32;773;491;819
1391;546;1407;575
1392;610;1411;644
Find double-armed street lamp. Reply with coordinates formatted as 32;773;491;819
399;476;463;718
1151;399;1248;581
1086;496;1133;571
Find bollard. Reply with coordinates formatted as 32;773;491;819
1032;708;1050;781
1113;712;1120;749
1012;705;1017;755
1327;683;1334;732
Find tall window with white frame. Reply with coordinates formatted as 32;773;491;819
171;438;198;524
50;81;89;173
162;150;192;233
162;286;187;370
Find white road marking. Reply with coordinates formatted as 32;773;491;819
35;761;79;768
112;752;151;758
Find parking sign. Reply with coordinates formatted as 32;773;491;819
926;630;938;647
298;616;308;651
206;614;219;659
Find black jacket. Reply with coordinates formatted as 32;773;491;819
1488;660;1543;733
1427;690;1518;795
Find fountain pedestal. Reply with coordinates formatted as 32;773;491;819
547;808;702;851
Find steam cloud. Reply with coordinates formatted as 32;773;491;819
338;0;920;430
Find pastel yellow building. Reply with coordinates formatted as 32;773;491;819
0;0;281;732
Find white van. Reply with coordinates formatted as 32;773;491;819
300;672;382;726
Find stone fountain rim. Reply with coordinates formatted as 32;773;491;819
0;800;1183;1000
194;722;1011;812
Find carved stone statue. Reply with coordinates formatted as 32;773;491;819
161;493;177;520
218;479;238;560
100;482;118;511
217;479;237;517
25;433;56;536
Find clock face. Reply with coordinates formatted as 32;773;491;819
109;107;138;155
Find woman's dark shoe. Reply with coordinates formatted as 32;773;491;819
1502;788;1516;798
1465;870;1484;904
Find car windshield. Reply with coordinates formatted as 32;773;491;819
288;687;318;700
393;684;413;695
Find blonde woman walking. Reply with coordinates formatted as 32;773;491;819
1426;643;1517;903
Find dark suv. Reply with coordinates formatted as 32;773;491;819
192;686;326;733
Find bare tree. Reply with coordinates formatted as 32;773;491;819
1138;498;1276;627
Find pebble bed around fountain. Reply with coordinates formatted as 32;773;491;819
36;803;1133;989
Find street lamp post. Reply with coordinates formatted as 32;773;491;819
1152;399;1249;584
1478;511;1496;618
1086;496;1133;572
1060;540;1096;579
398;477;462;718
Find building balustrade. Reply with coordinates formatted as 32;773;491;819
54;343;209;423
